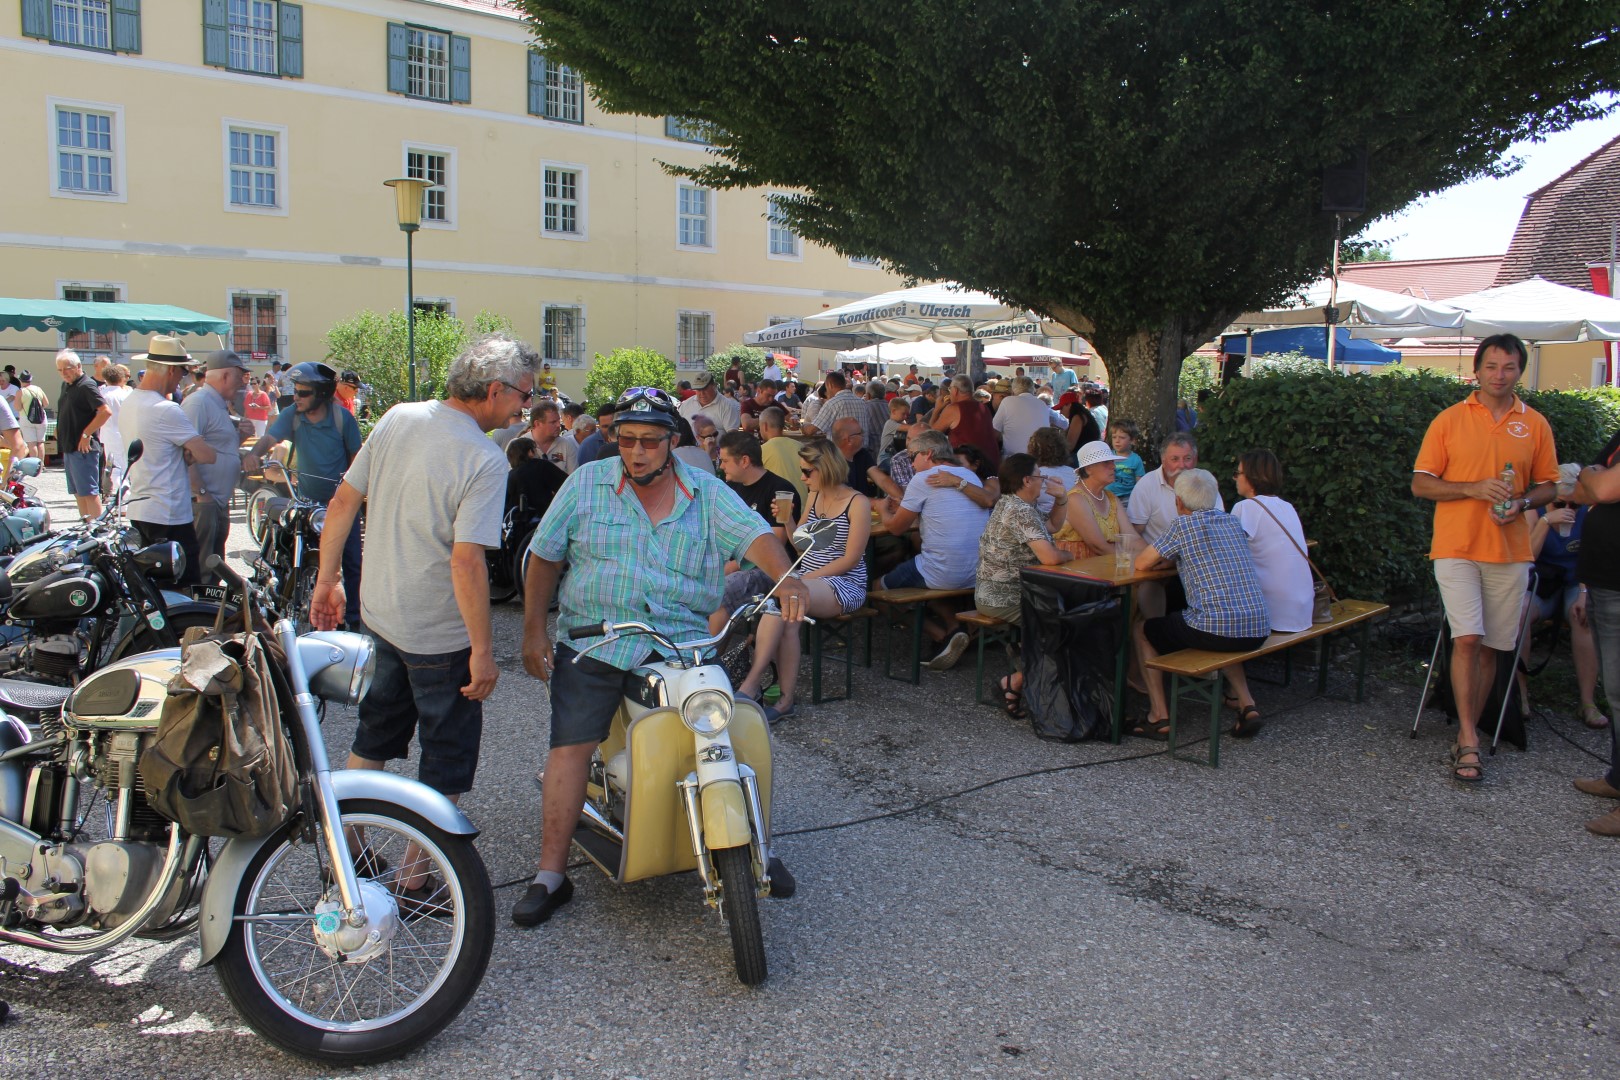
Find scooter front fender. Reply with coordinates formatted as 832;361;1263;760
196;770;478;964
700;779;752;851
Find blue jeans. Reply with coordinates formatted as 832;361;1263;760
1589;587;1620;787
351;633;481;795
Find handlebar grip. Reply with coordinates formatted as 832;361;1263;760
207;554;246;591
566;623;605;641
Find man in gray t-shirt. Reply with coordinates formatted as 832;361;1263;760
312;335;537;857
183;351;255;583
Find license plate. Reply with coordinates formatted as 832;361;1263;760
191;585;230;603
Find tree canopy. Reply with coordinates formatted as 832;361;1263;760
517;0;1619;434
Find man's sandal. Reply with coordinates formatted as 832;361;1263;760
1230;705;1264;739
1131;718;1172;741
1451;742;1484;784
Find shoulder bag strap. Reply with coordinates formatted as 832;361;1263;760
1248;497;1337;601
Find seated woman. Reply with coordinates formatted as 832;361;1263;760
1132;468;1271;740
505;436;567;523
1225;449;1314;734
737;437;872;723
974;453;1070;716
1054;440;1143;559
1027;427;1077;519
1523;502;1609;729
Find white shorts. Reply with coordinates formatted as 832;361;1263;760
19;422;45;444
1434;558;1530;651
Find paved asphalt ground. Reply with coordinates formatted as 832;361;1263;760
3;464;1619;1078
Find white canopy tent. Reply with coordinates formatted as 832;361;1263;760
1231;278;1467;337
1443;276;1620;341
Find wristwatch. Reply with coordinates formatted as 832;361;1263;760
957;477;967;491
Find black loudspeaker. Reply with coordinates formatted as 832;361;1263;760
1322;146;1368;213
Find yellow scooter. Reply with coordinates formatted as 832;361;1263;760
563;520;837;985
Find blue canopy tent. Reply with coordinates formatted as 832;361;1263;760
1220;327;1400;366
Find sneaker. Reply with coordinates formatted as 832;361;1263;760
926;631;970;671
511;877;574;927
395;874;452;922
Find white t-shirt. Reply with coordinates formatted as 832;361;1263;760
678;392;741;433
120;388;202;526
0;396;17;433
99;385;132;466
761;363;783;382
537;435;578;474
992;393;1064;459
901;464;991;589
0;384;17;412
1128;466;1225;546
1232;496;1314;632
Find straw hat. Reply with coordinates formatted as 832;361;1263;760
133;335;191;364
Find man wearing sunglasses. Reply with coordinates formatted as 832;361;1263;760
513;385;809;926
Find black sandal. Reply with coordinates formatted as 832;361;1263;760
1131;718;1171;741
1230;705;1264;739
999;676;1029;719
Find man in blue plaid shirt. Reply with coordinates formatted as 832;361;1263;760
512;386;809;927
1131;468;1270;741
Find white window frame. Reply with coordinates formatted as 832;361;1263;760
47;97;125;203
765;193;802;261
227;0;279;76
403;142;456;230
676;183;715;253
225;287;289;361
221;118;289;216
541;303;586;367
540;161;588;241
56;278;126;353
52;0;113;51
545;62;584;123
675;310;714;370
849;255;881;268
412;296;455;318
406;26;451;103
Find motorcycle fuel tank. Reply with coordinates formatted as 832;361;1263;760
63;649;179;732
8;567;106;622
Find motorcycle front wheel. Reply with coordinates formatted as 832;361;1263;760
215;800;495;1065
713;844;767;986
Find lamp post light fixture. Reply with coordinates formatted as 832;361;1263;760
383;176;437;401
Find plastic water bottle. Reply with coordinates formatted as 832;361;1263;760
1495;463;1515;519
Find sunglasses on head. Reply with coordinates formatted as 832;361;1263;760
617;433;671;450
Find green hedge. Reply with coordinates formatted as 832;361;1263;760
1196;370;1620;604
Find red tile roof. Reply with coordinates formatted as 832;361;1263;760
431;0;522;20
1339;255;1503;300
1496;134;1620;289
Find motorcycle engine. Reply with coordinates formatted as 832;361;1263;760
31;633;86;681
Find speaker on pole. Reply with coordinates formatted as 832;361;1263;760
1322;146;1368;213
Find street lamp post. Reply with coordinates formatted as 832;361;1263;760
383;177;435;401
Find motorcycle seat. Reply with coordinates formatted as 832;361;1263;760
0;678;73;714
263;496;291;520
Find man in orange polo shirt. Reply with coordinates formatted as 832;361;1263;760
1413;334;1559;783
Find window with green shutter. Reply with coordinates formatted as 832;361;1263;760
24;0;142;54
202;1;302;78
528;51;583;123
388;22;468;104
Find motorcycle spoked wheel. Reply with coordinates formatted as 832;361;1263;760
214;800;495;1065
107;609;224;666
289;564;319;635
712;845;767;986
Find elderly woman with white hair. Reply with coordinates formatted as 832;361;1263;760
1130;468;1271;741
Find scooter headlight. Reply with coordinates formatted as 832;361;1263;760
680;689;732;737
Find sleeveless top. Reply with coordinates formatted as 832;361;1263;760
950;400;1002;468
802;493;868;613
1052;483;1121;552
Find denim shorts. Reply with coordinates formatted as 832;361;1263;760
64;447;102;496
351;633;482;795
547;645;632;749
880;556;927;591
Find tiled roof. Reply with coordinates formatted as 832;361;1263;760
427;0;522;20
1338;255;1502;299
1496;134;1620;289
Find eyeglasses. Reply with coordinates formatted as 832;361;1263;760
698;432;718;442
617;433;671;450
800;466;817;478
293;389;315;398
499;381;534;403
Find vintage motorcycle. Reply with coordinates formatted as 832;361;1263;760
247;460;328;630
0;457;49;559
563;519;836;985
0;556;494;1063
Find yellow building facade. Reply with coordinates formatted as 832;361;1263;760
0;0;902;396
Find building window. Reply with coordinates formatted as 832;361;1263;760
849;255;880;268
676;312;712;369
767;316;799;360
542;165;585;238
230;291;282;359
665;116;709;144
677;184;713;250
413;299;453;317
61;282;121;353
52;0;111;49
49;99;123;201
542;305;584;367
405;145;453;226
528;54;584;123
222;120;287;214
387;23;470;104
203;0;301;77
767;195;801;259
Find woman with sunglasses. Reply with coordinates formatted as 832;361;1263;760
736;437;872;722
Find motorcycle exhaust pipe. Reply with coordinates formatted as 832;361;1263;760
579;801;625;845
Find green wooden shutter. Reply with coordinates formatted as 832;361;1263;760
202;0;228;67
386;22;409;94
112;0;141;53
527;51;546;117
449;34;471;103
278;2;302;78
21;0;49;39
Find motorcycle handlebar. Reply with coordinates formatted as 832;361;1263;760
567;622;606;641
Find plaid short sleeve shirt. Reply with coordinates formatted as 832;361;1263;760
529;456;772;670
1153;510;1271;639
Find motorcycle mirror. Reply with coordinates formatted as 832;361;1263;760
791;518;840;554
12;458;41;478
126;439;144;467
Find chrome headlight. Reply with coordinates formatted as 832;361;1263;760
680;689;733;737
296;631;377;704
310;507;326;535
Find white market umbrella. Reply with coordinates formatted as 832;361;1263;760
800;281;1042;341
742;317;885;352
1443;276;1620;342
1232;278;1466;336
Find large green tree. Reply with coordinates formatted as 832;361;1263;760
516;1;1618;438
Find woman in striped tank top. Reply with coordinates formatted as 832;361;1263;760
737;437;871;721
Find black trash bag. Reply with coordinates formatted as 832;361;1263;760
1019;571;1121;742
1421;620;1528;751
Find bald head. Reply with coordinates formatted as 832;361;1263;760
831;416;863;453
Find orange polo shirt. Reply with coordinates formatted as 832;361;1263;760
1413;391;1558;564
